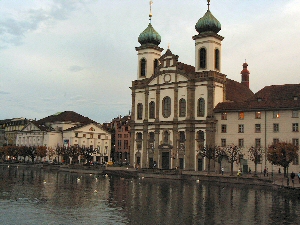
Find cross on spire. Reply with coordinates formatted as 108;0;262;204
207;0;210;10
149;1;153;23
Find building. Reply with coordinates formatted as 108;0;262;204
214;84;300;173
130;2;253;170
113;115;131;165
4;118;29;146
16;111;111;163
130;1;300;173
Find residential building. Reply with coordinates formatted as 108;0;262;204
16;111;111;163
4;118;29;145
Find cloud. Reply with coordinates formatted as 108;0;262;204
69;65;84;72
0;90;9;95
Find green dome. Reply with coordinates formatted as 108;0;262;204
195;10;221;34
138;23;161;46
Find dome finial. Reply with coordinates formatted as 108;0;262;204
149;1;153;23
207;0;210;10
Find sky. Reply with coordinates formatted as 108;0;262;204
0;0;300;123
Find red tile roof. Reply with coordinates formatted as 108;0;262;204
214;84;300;112
226;78;254;102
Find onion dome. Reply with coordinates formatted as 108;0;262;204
138;23;161;46
195;10;221;34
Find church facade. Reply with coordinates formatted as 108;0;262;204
130;2;253;171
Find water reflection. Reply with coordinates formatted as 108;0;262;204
0;165;300;225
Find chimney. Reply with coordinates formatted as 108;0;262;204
241;61;250;88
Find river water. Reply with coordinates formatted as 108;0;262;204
0;165;299;225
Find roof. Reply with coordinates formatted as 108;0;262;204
226;78;254;102
214;84;300;112
38;111;95;124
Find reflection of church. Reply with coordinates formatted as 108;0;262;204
130;1;253;170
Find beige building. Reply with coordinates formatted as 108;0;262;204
16;111;111;163
129;2;300;173
130;2;252;170
214;84;300;173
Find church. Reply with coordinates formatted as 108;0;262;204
129;1;253;171
130;0;300;172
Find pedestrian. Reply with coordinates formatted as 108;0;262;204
278;168;281;174
237;169;241;177
249;168;251;174
266;168;269;177
291;171;295;186
298;172;300;184
221;167;224;175
263;168;266;177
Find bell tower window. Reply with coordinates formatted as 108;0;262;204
199;48;206;69
137;103;143;120
215;49;220;70
140;58;146;77
162;96;171;118
154;59;159;72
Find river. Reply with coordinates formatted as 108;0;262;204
0;165;299;225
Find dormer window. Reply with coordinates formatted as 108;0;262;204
257;98;262;102
294;96;298;100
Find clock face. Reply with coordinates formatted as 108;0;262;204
164;74;171;83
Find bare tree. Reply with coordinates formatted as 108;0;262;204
248;146;264;176
224;145;242;176
198;145;217;174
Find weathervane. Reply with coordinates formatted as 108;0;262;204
207;0;210;10
149;1;153;23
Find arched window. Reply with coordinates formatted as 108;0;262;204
215;49;220;70
162;96;171;118
154;59;159;72
149;101;155;119
197;98;205;117
140;58;146;77
137;103;143;120
199;48;206;69
179;98;186;117
179;131;185;142
149;132;155;141
163;130;169;144
137;132;143;140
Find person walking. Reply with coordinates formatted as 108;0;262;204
263;168;267;177
291;172;296;186
221;167;224;175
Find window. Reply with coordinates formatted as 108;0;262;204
179;98;186;117
255;139;261;148
238;139;244;148
149;132;155;141
292;123;299;132
255;112;261;119
215;49;220;70
90;134;93;139
83;134;86;138
221;112;227;120
137;132;142;140
292;110;299;118
179;131;185;142
140;58;146;77
124;140;128;149
273;123;279;132
197;130;205;142
238;124;244;133
197;98;205;117
221;139;226;147
273;111;280;118
238;112;244;120
199;48;206;69
162;96;171;118
75;133;78;137
149;101;155;119
154;59;159;71
137;103;143;120
273;138;279;145
221;125;227;133
255;124;261;133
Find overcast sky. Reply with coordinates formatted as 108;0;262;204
0;0;299;123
